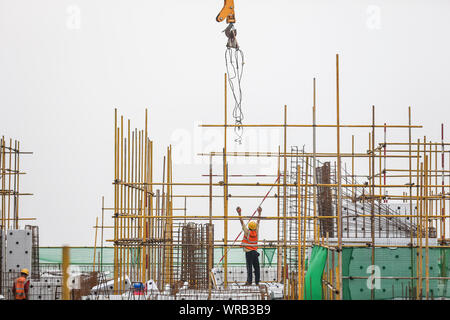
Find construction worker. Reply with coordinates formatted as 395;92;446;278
236;206;262;286
12;269;30;300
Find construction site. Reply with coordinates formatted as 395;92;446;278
1;1;450;302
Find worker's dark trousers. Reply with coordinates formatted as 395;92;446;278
245;250;260;284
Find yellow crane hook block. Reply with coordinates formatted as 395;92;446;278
216;0;236;23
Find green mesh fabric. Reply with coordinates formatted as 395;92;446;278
39;247;115;265
342;247;450;300
39;247;278;266
304;246;328;300
40;247;450;299
262;248;276;266
214;247;278;265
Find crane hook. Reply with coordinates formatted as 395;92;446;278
223;23;239;50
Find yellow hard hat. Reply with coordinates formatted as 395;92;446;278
248;221;257;230
21;268;29;275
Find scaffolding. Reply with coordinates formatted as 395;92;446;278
0;137;33;232
98;54;450;300
0;137;37;299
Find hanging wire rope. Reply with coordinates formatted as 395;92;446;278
224;23;245;144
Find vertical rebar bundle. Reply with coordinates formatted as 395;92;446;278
179;222;211;290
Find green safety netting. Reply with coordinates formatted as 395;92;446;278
39;247;115;265
39;246;450;299
341;247;450;300
262;248;276;266
304;246;328;300
301;246;450;300
39;247;278;266
214;247;277;266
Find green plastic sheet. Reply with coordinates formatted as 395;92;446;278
304;246;328;300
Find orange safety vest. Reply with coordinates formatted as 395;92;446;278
241;229;258;251
14;276;27;300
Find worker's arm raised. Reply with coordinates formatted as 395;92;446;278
236;206;248;233
256;206;262;224
236;206;244;226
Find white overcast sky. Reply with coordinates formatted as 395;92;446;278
1;0;449;246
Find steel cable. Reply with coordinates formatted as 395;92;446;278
225;47;244;144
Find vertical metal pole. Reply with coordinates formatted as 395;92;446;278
384;123;387;201
62;246;70;300
297;165;302;299
0;138;4;232
335;54;343;300
408;107;414;294
419;159;424;299
442;124;446;241
223;73;229;288
312;78;318;244
156;189;160;286
352;135;357;238
161;155;166;286
15;141;20;229
93;217;98;272
113;109;118;293
142;110;148;283
120;116;124;292
101;196;105;272
277;146;281;282
126;120;131;287
425;154;430;299
283;105;288;297
415;138;421;299
8;139;12;230
138;129;142;282
150;140;154;280
435;144;438;238
370;105;376;300
148;139;154;281
302;157;309;299
208;154;213;296
209;155;213;224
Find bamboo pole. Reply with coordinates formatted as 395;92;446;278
62;246;70;300
297;165;302;299
442;124;446;241
425;153;430;299
408;107;415;293
101;196;105;272
93;217;98;272
301;157;309;299
277;146;281;282
223;72;229;288
312;78;318;245
370;106;376;300
113;109;119;293
283;104;288;298
416;139;421;298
